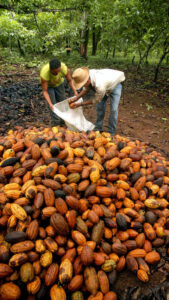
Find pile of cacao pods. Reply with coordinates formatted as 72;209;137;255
0;125;168;300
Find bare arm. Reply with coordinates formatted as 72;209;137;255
66;69;78;96
69;87;89;104
70;99;93;109
81;100;93;106
41;78;53;110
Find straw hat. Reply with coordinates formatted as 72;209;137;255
72;67;89;89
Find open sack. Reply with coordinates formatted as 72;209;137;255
53;97;94;132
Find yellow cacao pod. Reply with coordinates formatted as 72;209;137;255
32;165;47;177
11;203;27;221
59;258;73;284
50;284;66;300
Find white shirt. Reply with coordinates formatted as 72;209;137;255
86;69;125;104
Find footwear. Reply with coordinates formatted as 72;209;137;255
93;127;103;133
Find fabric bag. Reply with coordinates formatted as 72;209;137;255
53;97;94;132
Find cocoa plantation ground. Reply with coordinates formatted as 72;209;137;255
0;61;168;158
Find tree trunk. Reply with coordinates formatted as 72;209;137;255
137;48;143;72
92;26;96;56
92;25;101;56
144;44;153;65
154;36;169;82
34;13;41;32
80;43;84;57
166;55;169;64
80;11;89;59
145;53;149;65
9;36;12;53
154;50;169;82
132;55;135;64
105;45;110;59
113;47;116;58
74;41;80;53
80;11;86;57
17;39;24;56
33;13;47;54
66;11;72;56
106;50;109;59
144;35;161;65
66;38;70;56
83;25;89;60
1;39;6;47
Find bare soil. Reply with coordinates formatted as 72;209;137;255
0;65;168;159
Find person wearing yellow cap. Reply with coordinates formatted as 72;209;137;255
40;58;78;126
71;67;125;135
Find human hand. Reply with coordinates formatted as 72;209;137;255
49;103;54;110
69;102;81;109
68;96;78;104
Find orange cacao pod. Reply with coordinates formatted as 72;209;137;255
80;245;94;265
137;269;149;282
98;270;109;294
0;282;21;300
128;249;146;258
103;291;117;300
68;275;83;292
45;263;59;286
126;255;138;273
50;284;66;300
145;251;160;264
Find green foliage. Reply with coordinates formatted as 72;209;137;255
0;0;168;79
145;103;153;111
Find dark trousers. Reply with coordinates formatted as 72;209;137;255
48;83;66;126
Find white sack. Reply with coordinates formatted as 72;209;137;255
53;97;94;132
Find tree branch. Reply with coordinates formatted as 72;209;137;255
0;6;76;14
33;13;41;33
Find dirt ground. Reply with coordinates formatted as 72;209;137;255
0;65;168;159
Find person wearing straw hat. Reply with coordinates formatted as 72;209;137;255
40;58;77;126
70;67;125;135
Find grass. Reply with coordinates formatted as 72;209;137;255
0;46;168;85
1;46;168;67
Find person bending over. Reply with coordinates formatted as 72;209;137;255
70;67;125;135
40;58;77;126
